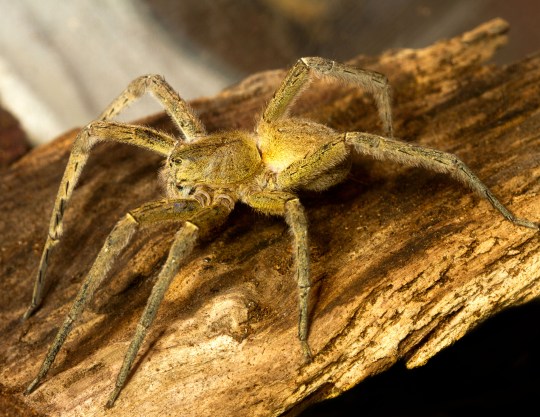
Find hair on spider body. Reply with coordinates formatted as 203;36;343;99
23;57;538;408
165;129;260;200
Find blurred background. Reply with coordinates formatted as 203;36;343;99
0;0;539;144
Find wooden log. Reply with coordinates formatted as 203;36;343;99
0;18;538;416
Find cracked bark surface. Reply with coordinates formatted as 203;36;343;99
0;19;539;416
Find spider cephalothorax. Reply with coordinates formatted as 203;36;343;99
23;57;538;407
166;130;261;197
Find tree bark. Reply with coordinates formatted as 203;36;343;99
0;18;538;416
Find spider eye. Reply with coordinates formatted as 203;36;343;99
170;157;182;165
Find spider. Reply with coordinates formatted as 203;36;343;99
23;57;538;407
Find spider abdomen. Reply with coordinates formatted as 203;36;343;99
256;117;342;173
257;117;351;191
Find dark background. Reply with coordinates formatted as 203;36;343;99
146;0;540;71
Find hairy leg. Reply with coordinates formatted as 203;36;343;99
107;202;231;407
276;138;350;191
242;191;312;360
25;198;205;395
263;57;393;136
346;132;539;230
23;122;178;319
98;74;206;141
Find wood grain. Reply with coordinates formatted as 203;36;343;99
0;19;538;416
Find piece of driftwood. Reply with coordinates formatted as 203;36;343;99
0;19;538;416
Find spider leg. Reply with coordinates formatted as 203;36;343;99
106;202;231;407
346;132;539;230
276;137;350;191
263;57;393;136
25;198;213;396
23;122;178;320
242;191;313;360
98;74;206;141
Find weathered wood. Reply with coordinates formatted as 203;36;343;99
0;19;538;416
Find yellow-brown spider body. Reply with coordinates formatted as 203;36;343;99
166;117;349;205
258;118;351;192
23;57;538;407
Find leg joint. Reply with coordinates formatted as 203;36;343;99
124;212;140;226
184;221;200;234
300;56;335;74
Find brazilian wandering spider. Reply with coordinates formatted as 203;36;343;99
23;57;539;407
